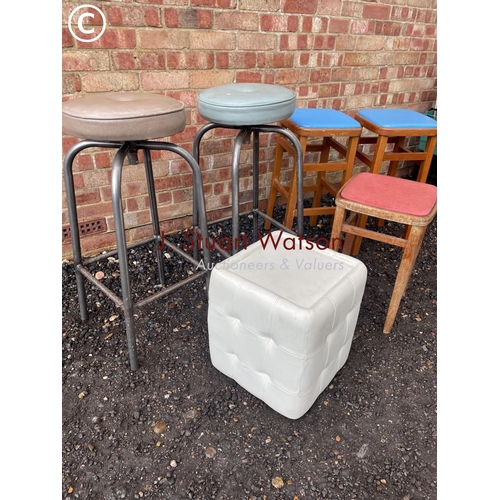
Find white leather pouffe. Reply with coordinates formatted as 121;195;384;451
207;232;367;419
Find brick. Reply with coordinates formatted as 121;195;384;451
191;70;234;89
351;67;380;81
73;154;94;172
311;69;331;83
410;38;430;51
217;52;256;69
191;0;237;7
140;71;190;90
238;33;276;50
394;52;421;65
81;169;111;189
191;32;236;50
341;1;363;17
81;72;139;92
356;35;385;51
62;51;110;71
301;17;313;32
311;17;329;33
343;52;369;66
215;11;259;30
407;23;426;37
330;67;352;81
283;0;318;14
363;4;391;19
111;51;136;70
165;8;213;29
95;152;112;169
322;52;342;67
167;52;214;70
236;71;263;83
317;0;342;15
344;94;375;111
375;21;402;36
104;5;161;27
275;69;309;85
240;0;280;10
391;7;417;21
351;20;376;34
135;0;188;4
280;34;312;51
260;14;298;32
62;28;74;48
62;74;81;94
257;52;294;69
138;29;189;49
76;29;136;49
335;35;357;51
328;18;349;33
139;52;165;70
313;35;335;50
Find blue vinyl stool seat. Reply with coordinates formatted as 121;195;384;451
265;108;362;229
193;83;305;256
355;108;437;181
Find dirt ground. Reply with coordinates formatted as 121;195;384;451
62;204;437;500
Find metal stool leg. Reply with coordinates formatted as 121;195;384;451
64;142;90;322
231;128;251;255
64;139;122;320
252;130;260;242
111;142;139;371
143;148;166;286
192;123;219;262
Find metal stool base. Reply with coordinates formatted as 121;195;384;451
193;123;304;257
64;139;211;371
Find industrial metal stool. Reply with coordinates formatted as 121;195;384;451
330;172;437;333
62;92;211;370
265;108;362;230
193;83;304;256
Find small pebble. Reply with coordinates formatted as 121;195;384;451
153;421;167;434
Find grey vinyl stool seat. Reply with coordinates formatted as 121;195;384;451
63;92;211;371
193;83;305;255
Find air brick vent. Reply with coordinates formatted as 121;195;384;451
62;218;107;241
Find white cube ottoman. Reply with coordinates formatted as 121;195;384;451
207;231;367;419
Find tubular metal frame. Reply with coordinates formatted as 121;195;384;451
193;123;304;258
64;139;211;371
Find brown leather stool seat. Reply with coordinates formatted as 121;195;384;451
62;92;211;371
62;92;186;141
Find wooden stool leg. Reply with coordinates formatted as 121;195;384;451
283;135;308;229
309;138;331;227
387;136;405;178
416;135;437;183
264;139;286;230
351;213;368;256
330;205;346;251
384;224;427;333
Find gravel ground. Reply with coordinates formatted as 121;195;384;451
62;201;437;500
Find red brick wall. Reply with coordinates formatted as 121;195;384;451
62;0;437;258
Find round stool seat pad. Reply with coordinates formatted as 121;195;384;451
342;173;436;217
62;92;186;141
290;108;361;130
197;83;296;126
357;108;437;129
